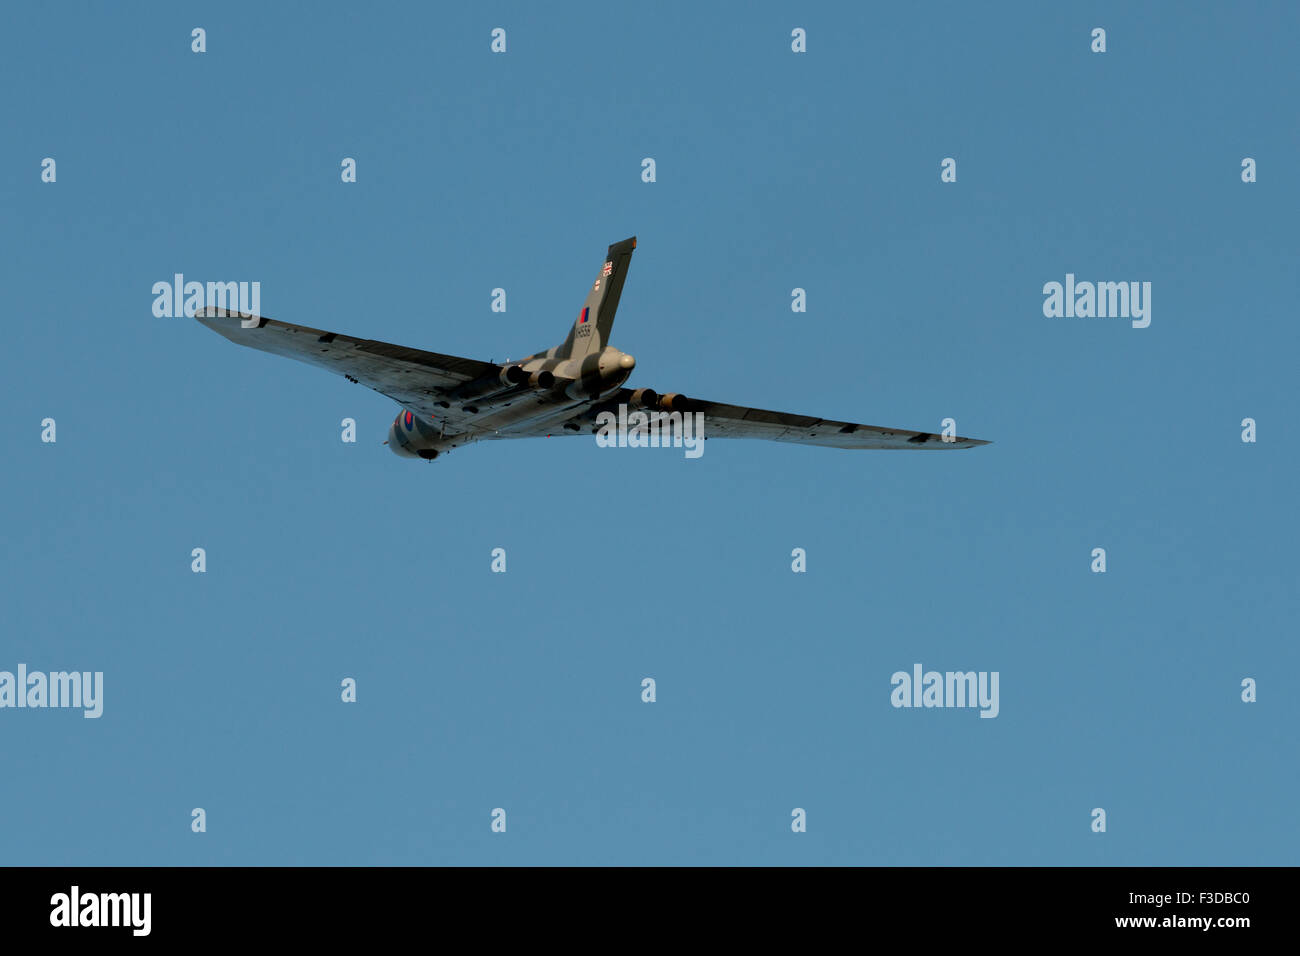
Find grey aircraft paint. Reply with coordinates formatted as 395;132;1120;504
196;236;990;460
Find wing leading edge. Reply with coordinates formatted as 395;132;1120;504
566;389;989;450
194;308;498;423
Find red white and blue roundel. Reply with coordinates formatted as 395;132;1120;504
403;411;414;430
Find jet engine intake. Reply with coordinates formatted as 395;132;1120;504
388;410;443;459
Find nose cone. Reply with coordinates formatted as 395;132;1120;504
619;353;636;371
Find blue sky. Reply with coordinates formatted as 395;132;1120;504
1;1;1295;865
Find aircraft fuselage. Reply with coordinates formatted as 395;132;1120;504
387;344;636;458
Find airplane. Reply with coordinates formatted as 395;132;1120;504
196;237;990;459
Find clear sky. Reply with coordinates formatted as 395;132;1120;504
1;1;1295;865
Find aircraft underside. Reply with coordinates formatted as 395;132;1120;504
197;236;989;461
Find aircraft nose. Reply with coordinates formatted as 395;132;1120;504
619;353;636;371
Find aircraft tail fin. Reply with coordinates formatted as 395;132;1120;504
556;237;636;359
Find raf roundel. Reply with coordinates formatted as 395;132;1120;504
403;411;414;431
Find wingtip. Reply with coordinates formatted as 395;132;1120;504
194;307;267;328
